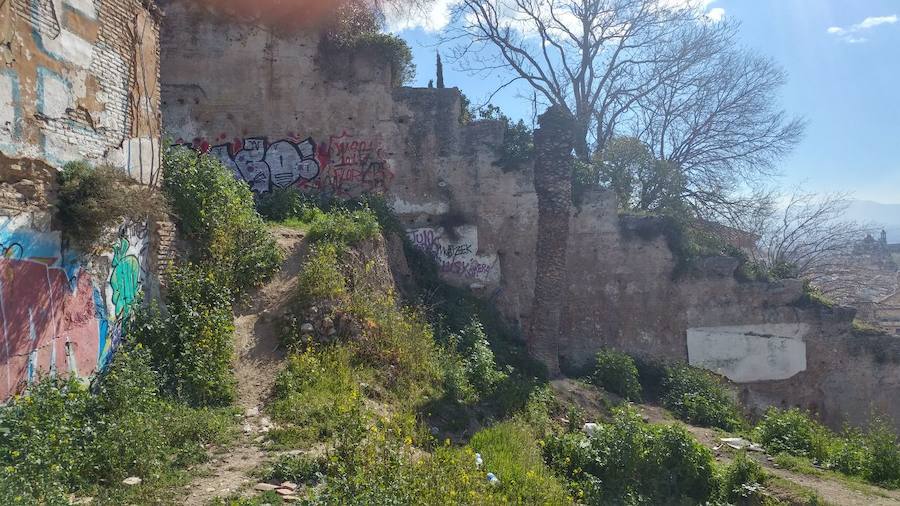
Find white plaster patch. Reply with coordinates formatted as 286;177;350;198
107;137;159;184
407;225;501;285
38;70;70;119
391;198;450;215
687;323;810;383
0;72;17;146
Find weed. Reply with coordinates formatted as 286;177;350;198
163;146;281;292
306;207;380;245
295;242;347;310
469;421;571;504
591;349;642;401
545;406;717;504
130;264;236;406
0;347;233;503
56;161;165;249
753;408;832;463
260;454;325;486
271;347;363;445
720;452;767;504
661;363;743;431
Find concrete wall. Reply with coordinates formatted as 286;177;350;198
0;0;161;400
157;3;900;432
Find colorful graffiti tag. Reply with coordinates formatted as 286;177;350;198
0;215;147;400
407;226;499;283
178;131;394;197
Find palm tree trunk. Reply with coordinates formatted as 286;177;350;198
528;105;576;377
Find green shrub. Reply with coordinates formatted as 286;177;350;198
445;320;508;402
306;207;380;246
469;421;571;504
477;105;534;171
0;348;233;503
859;417;900;486
271;347;363;444
163;146;281;292
827;427;869;477
256;187;317;222
720;451;767;504
261;453;325;486
57;161;165;249
87;345;170;481
545;407;717;504
643;424;718;502
0;378;92;502
296;242;347;310
753;408;832;463
591;349;642;401
130;264;236;407
661;363;743;431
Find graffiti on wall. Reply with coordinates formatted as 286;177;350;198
0;214;147;400
178;131;394;197
407;225;500;284
1;0;159;182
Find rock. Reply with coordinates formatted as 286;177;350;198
260;416;273;427
245;406;260;417
243;423;254;434
254;483;279;491
582;423;599;436
122;477;142;486
720;437;756;450
280;481;298;490
300;323;315;333
276;488;296;496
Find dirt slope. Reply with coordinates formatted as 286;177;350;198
182;227;305;505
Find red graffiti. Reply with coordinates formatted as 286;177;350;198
0;259;100;400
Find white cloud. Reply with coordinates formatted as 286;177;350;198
386;0;457;33
389;0;726;33
706;7;726;22
827;14;897;43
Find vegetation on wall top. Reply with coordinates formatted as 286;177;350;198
56;161;166;250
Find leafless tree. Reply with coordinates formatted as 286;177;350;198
447;0;730;160
446;0;804;222
632;32;805;221
752;193;876;300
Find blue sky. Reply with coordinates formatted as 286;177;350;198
393;1;900;204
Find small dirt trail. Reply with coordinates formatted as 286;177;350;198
182;227;306;506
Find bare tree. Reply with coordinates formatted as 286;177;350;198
632;32;805;221
447;0;804;221
753;193;876;301
446;0;729;160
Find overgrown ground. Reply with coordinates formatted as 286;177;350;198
4;153;900;505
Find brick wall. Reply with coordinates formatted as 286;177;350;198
1;0;162;184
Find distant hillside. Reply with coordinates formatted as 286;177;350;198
845;201;900;243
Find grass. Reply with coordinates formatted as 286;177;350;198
469;421;571;504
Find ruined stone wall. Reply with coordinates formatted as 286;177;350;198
1;0;162;183
157;5;900;432
0;0;161;400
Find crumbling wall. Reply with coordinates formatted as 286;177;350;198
157;7;900;432
1;0;162;183
0;0;161;400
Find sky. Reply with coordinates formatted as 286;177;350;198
392;0;900;205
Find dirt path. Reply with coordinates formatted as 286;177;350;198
182;227;306;506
